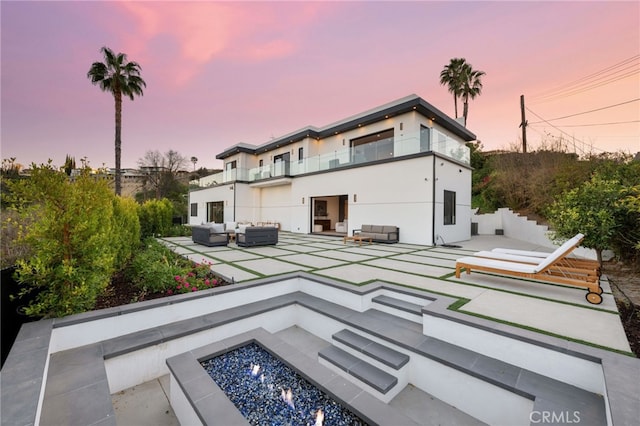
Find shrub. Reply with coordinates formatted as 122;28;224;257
126;239;226;295
112;196;141;269
126;238;187;293
6;164;119;317
138;198;173;238
547;164;640;266
169;261;222;295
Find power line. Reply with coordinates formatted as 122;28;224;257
531;55;640;102
525;107;599;155
531;69;639;103
528;98;639;124
554;120;640;128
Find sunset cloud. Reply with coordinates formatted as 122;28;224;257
114;2;335;87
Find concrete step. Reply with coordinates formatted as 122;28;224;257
318;345;397;395
371;294;423;323
332;329;409;370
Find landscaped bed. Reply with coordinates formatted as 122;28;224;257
95;238;232;310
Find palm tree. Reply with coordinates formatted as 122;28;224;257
191;156;198;171
87;47;146;195
459;63;485;126
439;58;485;126
439;57;466;118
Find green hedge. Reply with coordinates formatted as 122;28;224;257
138;198;173;238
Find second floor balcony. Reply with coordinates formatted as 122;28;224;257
193;129;470;188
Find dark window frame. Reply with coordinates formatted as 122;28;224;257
444;190;456;225
190;203;198;217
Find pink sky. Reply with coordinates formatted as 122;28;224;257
2;1;639;171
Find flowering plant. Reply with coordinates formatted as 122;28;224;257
167;260;222;295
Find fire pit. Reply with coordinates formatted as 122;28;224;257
201;342;366;425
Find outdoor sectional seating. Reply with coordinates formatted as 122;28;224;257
236;226;278;247
191;224;229;247
353;225;399;243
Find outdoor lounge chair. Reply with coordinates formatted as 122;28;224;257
472;234;601;275
455;233;604;304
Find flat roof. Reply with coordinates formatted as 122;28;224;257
217;94;476;160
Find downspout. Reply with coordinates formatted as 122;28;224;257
431;154;437;246
233;183;237;221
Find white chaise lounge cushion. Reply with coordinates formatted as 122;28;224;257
463;233;585;274
456;256;539;274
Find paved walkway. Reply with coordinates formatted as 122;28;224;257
160;233;630;353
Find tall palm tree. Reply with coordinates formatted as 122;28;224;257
87;47;146;195
439;58;485;126
439;57;466;118
460;63;485;126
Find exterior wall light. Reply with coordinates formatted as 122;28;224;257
353;194;357;203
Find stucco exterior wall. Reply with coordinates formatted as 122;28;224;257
191;155;470;245
433;158;473;244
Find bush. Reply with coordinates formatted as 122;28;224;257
112;197;141;269
126;238;187;293
547;164;640;266
6;164;119;317
126;238;224;295
138;198;173;238
168;261;223;295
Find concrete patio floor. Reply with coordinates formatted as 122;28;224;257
161;233;629;353
110;232;631;426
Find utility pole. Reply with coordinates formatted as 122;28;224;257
519;95;528;153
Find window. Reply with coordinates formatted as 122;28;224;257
444;190;456;225
259;159;263;167
225;160;236;170
350;128;394;163
190;203;198;217
206;201;224;223
420;125;431;152
298;147;304;161
273;152;290;175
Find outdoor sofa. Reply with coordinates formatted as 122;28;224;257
191;224;229;247
236;226;278;247
353;225;399;243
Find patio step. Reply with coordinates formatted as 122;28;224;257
371;294;423;323
332;329;409;370
318;345;398;395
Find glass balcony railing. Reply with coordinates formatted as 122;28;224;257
191;129;469;187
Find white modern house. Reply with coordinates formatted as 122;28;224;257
189;94;476;245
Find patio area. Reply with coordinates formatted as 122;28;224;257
161;232;629;353
4;233;637;426
108;232;632;426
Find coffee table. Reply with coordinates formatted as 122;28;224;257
343;235;372;246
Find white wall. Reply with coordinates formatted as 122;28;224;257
472;208;599;259
290;156;437;244
188;184;234;225
189;154;474;245
433;158;472;244
258;185;292;229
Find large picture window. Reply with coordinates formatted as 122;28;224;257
350;128;394;163
444;190;456;225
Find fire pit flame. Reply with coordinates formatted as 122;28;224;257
281;387;295;409
250;363;261;377
314;408;324;426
